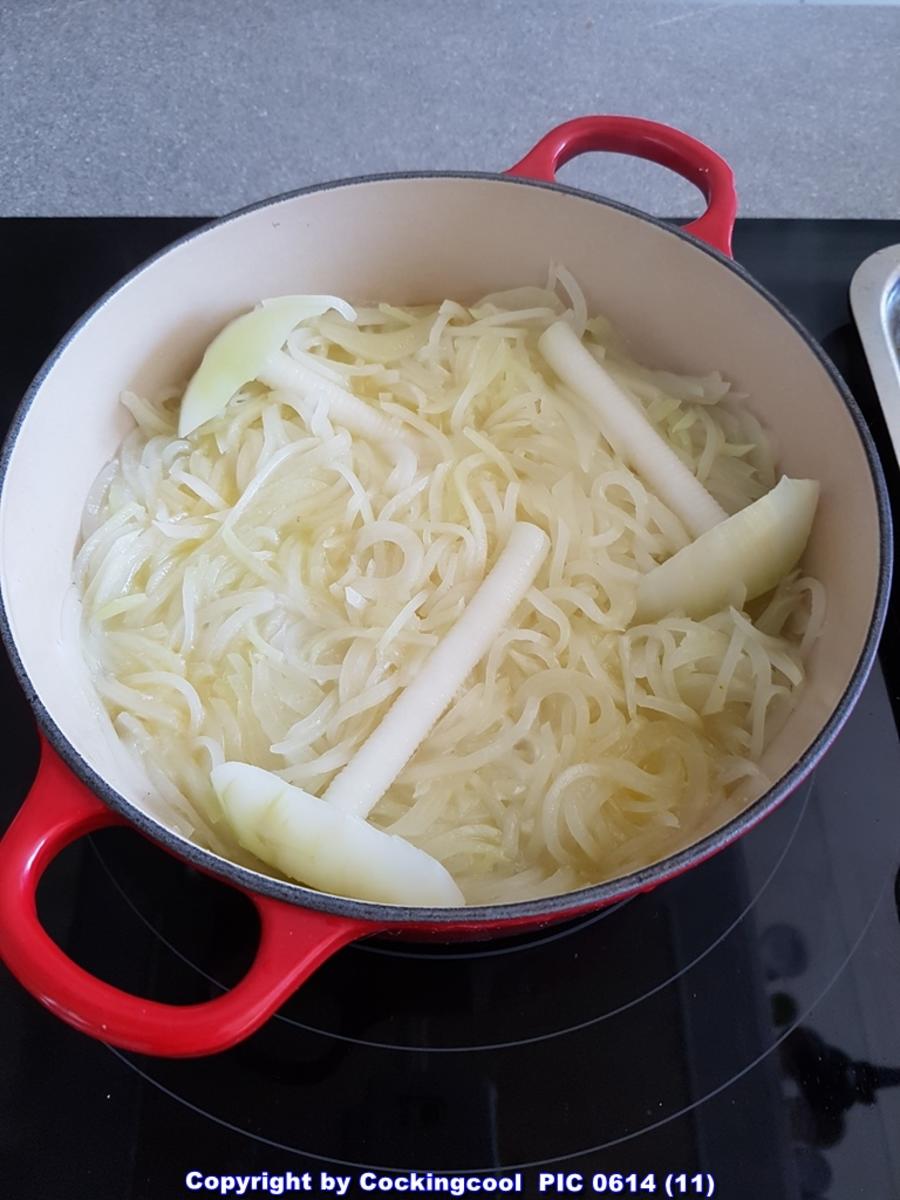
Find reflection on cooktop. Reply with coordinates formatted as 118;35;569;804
778;1016;900;1148
1;218;900;1200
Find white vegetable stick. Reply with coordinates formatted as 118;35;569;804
538;320;727;538
324;521;550;817
211;522;547;906
212;761;465;906
178;295;356;437
259;350;414;448
635;476;819;623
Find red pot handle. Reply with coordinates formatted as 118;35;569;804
0;738;373;1057
507;115;737;257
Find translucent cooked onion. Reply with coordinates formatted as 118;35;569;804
76;269;825;904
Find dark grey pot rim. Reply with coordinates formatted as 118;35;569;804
0;170;892;927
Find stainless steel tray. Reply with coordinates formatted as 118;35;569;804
850;244;900;464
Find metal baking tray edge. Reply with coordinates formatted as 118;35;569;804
851;244;900;465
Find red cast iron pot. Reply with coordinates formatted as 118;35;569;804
0;117;890;1057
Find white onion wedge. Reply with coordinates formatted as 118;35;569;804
635;476;819;623
178;295;356;437
211;762;465;906
323;521;550;817
538;320;727;538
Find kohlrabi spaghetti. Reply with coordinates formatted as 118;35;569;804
76;269;824;905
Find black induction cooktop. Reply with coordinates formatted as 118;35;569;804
1;218;899;1200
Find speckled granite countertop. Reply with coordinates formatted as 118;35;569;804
1;0;898;219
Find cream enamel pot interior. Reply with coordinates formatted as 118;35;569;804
0;117;891;1057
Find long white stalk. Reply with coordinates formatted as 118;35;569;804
538;320;726;538
323;521;550;816
259;350;415;448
